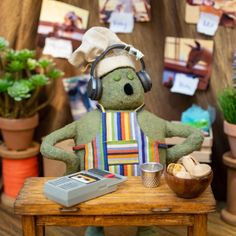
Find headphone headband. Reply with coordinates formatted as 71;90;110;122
87;43;151;100
90;44;146;78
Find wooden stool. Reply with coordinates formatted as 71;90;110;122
221;152;236;226
14;176;216;236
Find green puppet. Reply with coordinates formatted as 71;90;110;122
41;27;204;236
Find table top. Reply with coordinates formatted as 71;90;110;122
14;177;216;216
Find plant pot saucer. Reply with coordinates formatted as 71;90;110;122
223;152;236;168
221;208;236;226
224;121;236;158
0;142;40;159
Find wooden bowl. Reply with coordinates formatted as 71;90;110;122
164;169;213;198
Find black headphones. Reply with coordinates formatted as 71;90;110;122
87;44;152;100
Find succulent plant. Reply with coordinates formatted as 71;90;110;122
0;37;64;118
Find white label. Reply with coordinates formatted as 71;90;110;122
109;12;134;33
43;37;73;59
197;12;220;36
171;73;199;96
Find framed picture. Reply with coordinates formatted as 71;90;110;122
37;0;89;58
99;0;151;23
163;37;214;91
186;0;236;28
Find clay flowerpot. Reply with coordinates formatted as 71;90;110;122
224;120;236;158
0;114;39;150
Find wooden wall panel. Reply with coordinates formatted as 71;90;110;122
0;0;23;47
0;0;235;200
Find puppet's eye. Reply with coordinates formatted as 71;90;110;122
113;75;121;81
127;73;134;80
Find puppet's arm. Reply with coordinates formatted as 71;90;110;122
40;121;79;174
165;121;204;164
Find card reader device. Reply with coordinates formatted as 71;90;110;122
44;168;127;207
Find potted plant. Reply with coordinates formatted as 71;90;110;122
0;37;64;150
217;87;236;158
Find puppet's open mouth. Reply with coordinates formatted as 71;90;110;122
124;83;133;95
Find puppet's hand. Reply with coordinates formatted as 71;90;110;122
165;121;204;164
40;122;80;175
64;155;80;175
41;139;80;175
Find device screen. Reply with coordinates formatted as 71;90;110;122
70;173;100;184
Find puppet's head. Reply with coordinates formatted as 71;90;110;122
69;27;152;110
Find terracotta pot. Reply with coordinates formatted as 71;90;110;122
224;121;236;158
0;114;39;150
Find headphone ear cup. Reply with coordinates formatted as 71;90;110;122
137;70;152;92
87;77;103;100
96;78;102;100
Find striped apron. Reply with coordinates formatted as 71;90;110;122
73;108;166;176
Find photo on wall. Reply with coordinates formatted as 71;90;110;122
37;0;89;58
185;0;236;28
99;0;151;23
163;37;214;95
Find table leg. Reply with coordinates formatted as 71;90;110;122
36;225;45;236
22;216;37;236
187;214;207;236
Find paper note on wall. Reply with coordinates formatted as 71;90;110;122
109;12;134;33
197;5;222;36
170;73;199;96
43;37;73;59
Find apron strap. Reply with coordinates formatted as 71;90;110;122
156;141;168;149
72;144;86;151
134;103;145;112
97;103;105;112
97;103;145;113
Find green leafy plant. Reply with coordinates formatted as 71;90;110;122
0;37;64;118
217;87;236;124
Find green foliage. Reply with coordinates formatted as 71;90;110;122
38;58;53;68
7;80;32;101
30;74;49;87
217;87;236;124
0;37;64;118
47;69;64;79
0;78;13;92
7;60;25;72
0;37;9;51
27;58;38;70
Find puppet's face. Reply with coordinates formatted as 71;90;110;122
99;67;145;110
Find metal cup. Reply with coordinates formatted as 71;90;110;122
140;162;163;188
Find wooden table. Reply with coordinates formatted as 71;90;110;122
14;177;216;236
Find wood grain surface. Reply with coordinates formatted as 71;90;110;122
0;0;235;200
14;177;215;236
1;201;236;236
14;177;216;215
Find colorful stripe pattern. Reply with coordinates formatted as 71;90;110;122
82;111;162;176
107;140;139;165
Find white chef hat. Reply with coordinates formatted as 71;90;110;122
69;27;135;78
